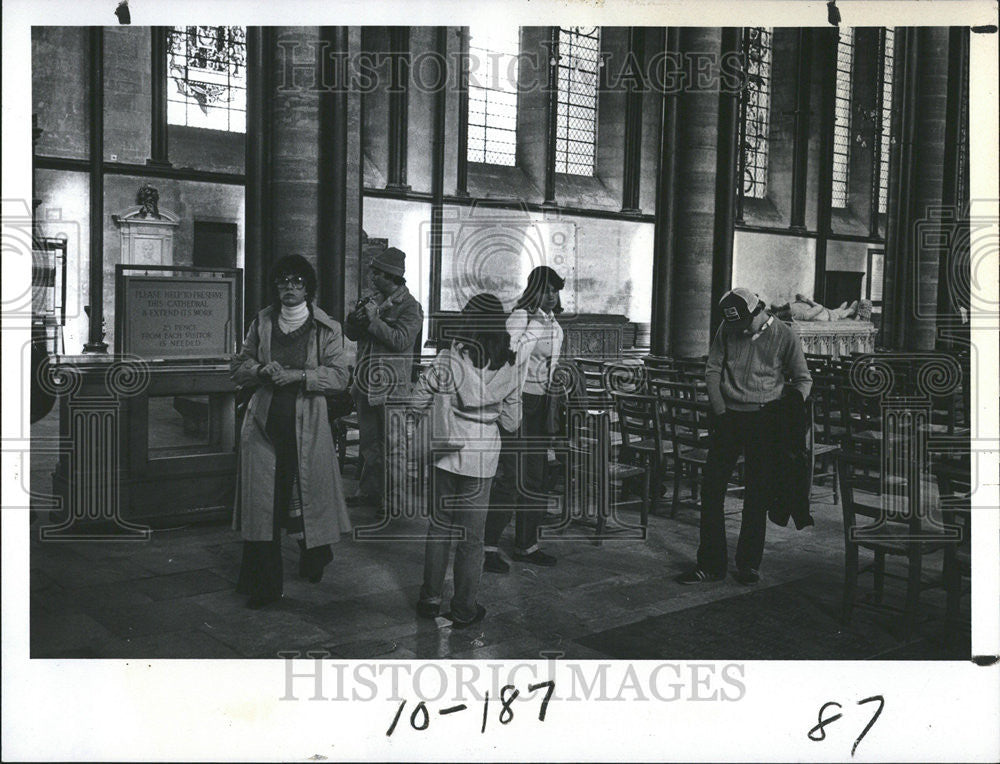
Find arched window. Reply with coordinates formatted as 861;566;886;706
167;27;246;133
466;25;520;166
739;27;772;200
831;27;855;208
877;28;895;215
555;26;600;176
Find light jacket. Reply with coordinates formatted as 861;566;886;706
409;343;523;478
507;308;563;396
344;284;424;405
231;304;352;545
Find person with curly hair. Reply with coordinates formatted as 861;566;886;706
231;254;352;608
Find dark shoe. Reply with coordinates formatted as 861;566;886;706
448;604;487;630
346;493;378;507
676;568;725;585
483;552;510;574
416;601;440;619
734;568;761;586
298;541;332;582
511;549;557;567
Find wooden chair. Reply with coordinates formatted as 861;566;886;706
836;450;960;640
931;453;972;645
806;383;841;502
805;352;832;376
611;391;670;519
332;365;360;473
658;391;742;517
642;354;675;372
572;358;614;413
648;378;700;507
672;357;708;382
603;359;647;394
565;407;647;537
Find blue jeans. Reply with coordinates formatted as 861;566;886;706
419;468;493;622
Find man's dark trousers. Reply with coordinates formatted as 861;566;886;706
697;402;781;575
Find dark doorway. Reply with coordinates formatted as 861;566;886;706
193;221;238;269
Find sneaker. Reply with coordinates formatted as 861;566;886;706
448;604;487;630
676;568;725;585
511;549;557;567
416;601;440;619
734;568;761;586
483;552;510;574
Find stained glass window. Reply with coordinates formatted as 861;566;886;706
832;28;854;208
555;27;600;176
739;27;772;200
466;25;520;166
877;28;895;215
167;26;247;133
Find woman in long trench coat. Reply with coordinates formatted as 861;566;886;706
231;255;352;608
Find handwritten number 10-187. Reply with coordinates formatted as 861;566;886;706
386;681;555;736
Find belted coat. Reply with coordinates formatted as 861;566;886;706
231;304;352;546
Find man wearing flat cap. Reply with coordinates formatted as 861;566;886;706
677;287;811;586
344;247;424;511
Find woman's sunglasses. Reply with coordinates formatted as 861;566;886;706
275;275;306;289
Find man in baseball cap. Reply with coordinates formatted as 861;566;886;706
344;246;424;513
718;286;766;335
676;286;812;586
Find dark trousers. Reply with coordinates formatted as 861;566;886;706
697;403;781;575
484;392;548;554
236;411;332;601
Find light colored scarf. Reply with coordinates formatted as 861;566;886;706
278;301;309;334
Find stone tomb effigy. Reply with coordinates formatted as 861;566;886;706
786;320;878;359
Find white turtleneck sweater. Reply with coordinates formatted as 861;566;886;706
277;301;310;334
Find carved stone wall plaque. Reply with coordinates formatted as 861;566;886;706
113;198;180;267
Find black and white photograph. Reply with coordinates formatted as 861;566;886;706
3;0;998;760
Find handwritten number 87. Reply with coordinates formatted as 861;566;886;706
808;695;885;756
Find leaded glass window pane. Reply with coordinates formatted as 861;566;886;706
466;25;520;166
167;26;247;133
555;27;600;176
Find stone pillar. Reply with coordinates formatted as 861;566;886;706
253;27;362;321
664;28;736;358
883;28;952;351
271;28;323;267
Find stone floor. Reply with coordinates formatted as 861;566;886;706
28;476;967;660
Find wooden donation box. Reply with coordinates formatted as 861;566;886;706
47;266;243;534
788;320;878;359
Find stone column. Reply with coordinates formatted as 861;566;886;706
252;27;361;321
660;28;738;358
883;27;952;351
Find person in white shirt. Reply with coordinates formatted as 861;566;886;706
483;266;566;572
411;294;523;628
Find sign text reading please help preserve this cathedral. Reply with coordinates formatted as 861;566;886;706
122;276;236;360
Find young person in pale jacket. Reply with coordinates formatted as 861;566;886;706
412;294;524;629
483;265;565;572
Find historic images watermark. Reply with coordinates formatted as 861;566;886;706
273;39;746;97
277;654;747;704
3;199;155;539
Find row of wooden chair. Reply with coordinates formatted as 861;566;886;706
837;446;971;642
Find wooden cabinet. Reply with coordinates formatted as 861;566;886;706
46;358;238;535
